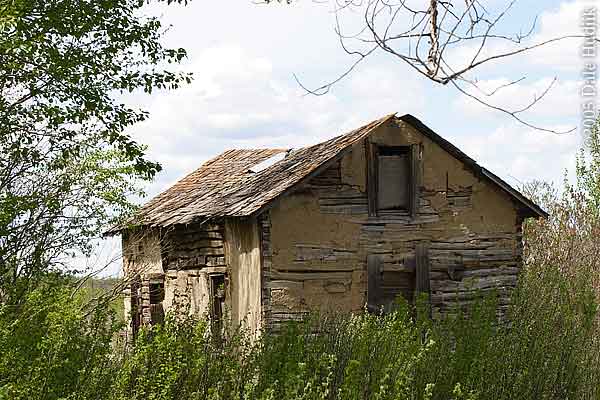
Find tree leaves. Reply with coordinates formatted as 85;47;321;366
0;0;190;304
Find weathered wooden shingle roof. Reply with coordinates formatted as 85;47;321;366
130;148;287;226
129;113;395;227
120;112;545;230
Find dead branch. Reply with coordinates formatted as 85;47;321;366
293;0;597;134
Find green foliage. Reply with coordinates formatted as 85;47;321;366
0;280;123;400
110;311;272;400
577;118;600;220
79;277;125;323
249;301;428;400
522;116;600;301
0;0;191;304
1;262;599;400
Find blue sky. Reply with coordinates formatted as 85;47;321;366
92;0;597;276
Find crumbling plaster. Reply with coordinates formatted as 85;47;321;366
266;119;520;318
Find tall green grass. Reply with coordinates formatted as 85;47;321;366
2;261;599;400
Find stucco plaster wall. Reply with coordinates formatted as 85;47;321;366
266;119;521;322
225;218;262;336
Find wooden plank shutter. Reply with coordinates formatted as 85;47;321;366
367;254;383;312
415;243;430;296
409;144;421;220
377;153;410;210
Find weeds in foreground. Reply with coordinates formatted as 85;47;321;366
1;262;599;400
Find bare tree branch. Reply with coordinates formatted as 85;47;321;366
289;0;597;134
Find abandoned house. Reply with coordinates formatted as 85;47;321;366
116;113;546;336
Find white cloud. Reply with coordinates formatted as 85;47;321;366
442;0;590;129
454;77;580;121
442;1;590;81
128;44;426;198
451;122;580;186
125;1;588;212
525;0;592;72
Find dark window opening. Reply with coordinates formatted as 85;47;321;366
367;244;430;315
149;282;165;325
377;146;410;211
130;276;142;337
149;282;165;304
209;274;226;340
210;274;226;320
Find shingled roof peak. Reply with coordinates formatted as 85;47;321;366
110;112;544;233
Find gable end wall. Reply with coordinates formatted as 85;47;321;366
264;119;523;325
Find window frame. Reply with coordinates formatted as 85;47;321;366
366;141;420;219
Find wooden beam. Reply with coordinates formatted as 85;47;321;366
366;140;379;218
409;144;421;220
415;242;430;296
367;254;383;312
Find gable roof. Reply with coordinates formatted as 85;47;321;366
121;113;546;230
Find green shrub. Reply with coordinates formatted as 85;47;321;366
0;284;121;400
2;263;599;400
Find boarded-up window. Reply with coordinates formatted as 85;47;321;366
367;253;416;314
367;142;421;218
377;147;410;211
